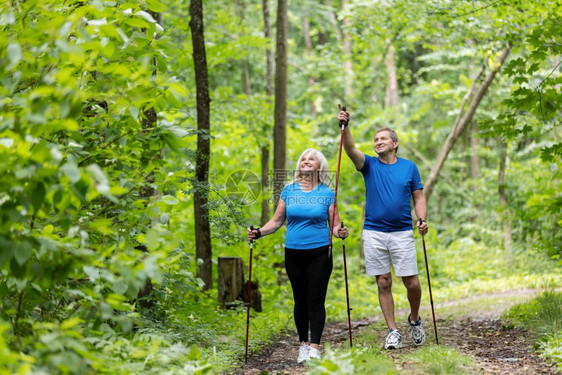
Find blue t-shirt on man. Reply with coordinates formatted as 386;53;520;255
360;155;423;232
280;182;335;249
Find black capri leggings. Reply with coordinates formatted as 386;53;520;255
285;245;333;344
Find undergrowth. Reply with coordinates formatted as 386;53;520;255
502;291;562;371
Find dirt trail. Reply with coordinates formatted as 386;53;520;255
232;289;559;374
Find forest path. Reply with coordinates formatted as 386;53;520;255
232;288;558;374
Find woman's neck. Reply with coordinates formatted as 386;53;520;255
299;174;319;191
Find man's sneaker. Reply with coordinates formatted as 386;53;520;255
408;314;427;346
384;329;403;349
308;347;321;360
297;344;310;364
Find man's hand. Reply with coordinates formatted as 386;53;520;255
417;219;428;236
338;104;349;126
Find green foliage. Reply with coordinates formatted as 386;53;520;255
0;0;560;373
305;344;396;375
405;345;475;375
502;291;562;370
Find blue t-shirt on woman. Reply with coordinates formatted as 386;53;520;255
280;182;335;249
360;155;423;232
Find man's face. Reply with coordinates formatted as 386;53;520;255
374;131;398;156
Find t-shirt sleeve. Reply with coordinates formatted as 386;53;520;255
360;154;372;174
280;185;288;203
411;163;423;191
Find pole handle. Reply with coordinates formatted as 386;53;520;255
339;106;348;126
249;225;254;243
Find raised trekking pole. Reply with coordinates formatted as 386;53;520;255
328;105;347;258
419;219;439;345
245;225;255;362
328;105;353;347
341;222;353;347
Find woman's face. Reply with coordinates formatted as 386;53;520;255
300;153;320;173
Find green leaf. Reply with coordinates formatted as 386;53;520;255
61;162;81;183
13;240;32;266
83;266;100;282
31;182;46;212
0;236;14;265
7;43;22;69
146;0;165;12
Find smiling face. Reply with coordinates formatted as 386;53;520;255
374;130;399;157
300;152;320;173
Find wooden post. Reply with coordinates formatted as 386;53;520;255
218;257;244;309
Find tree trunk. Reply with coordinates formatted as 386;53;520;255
273;0;288;208
236;0;252;96
384;43;399;119
498;142;513;254
303;9;317;118
325;0;342;42
190;0;212;290
424;45;511;201
263;0;274;97
341;0;353;99
137;11;163;311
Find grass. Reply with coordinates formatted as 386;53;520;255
502;291;562;371
305;344;397;375
404;346;475;375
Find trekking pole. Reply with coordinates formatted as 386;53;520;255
244;225;255;362
328;106;353;347
328;106;347;259
419;219;439;345
341;222;353;347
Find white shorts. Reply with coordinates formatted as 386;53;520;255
363;229;418;277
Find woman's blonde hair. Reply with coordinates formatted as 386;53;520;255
293;148;331;187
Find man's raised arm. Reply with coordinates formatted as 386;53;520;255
338;104;365;170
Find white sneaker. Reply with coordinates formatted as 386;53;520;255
384;329;403;349
408;314;427;346
308;347;321;360
297;344;310;364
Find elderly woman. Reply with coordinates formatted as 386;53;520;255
248;148;349;363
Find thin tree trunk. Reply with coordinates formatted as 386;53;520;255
236;0;252;96
190;0;212;290
303;9;316;118
137;11;163;310
273;0;288;208
341;0;352;99
325;0;342;42
424;45;511;201
242;60;251;96
263;0;274;97
384;43;399;119
498;142;513;254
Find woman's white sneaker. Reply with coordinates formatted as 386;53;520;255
297;344;310;364
308;347;321;360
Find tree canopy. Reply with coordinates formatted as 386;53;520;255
0;0;560;373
